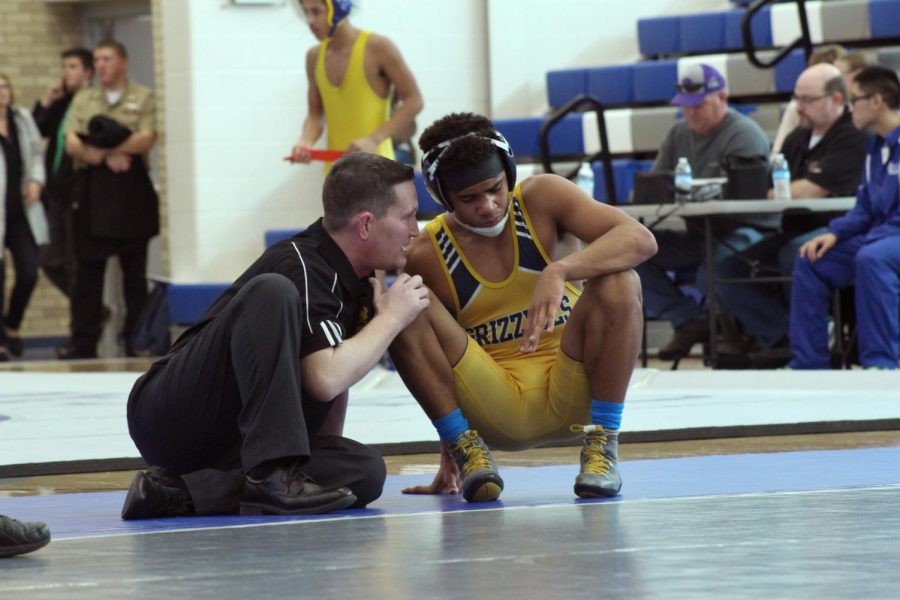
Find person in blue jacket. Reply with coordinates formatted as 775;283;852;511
789;65;900;369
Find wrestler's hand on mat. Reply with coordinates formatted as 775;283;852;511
401;444;462;495
520;265;566;353
371;273;430;329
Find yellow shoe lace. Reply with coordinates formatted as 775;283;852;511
452;431;492;475
570;424;611;476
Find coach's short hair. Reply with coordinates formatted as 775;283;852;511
322;154;414;231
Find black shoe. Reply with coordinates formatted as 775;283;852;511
240;463;357;516
6;336;23;358
0;514;51;558
658;318;710;361
0;348;9;363
55;343;97;360
121;468;195;520
748;342;792;369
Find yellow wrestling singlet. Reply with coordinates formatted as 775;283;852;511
315;30;394;166
424;186;591;450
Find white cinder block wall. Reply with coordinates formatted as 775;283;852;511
159;0;730;283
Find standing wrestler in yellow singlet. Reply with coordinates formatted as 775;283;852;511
290;0;423;167
390;113;657;503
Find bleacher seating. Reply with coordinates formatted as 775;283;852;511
493;0;900;205
168;283;228;326
592;159;655;203
638;1;898;57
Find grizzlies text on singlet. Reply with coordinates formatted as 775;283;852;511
425;185;582;368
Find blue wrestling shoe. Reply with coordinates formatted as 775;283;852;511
448;430;504;503
571;424;622;498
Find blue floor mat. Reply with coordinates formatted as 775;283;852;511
1;447;897;540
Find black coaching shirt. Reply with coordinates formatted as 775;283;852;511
172;218;374;358
780;108;868;231
159;219;374;432
781;108;868;197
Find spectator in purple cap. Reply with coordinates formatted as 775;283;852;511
635;63;771;363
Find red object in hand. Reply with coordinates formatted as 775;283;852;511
284;149;346;163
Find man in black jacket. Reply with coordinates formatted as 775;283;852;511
32;47;93;297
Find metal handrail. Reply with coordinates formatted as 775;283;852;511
538;94;617;203
743;0;812;68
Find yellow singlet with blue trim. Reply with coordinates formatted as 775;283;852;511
315;30;394;165
427;185;581;370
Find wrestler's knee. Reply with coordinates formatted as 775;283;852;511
582;270;643;313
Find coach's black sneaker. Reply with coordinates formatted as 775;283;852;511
447;430;504;503
121;467;195;520
571;424;622;498
0;514;51;558
240;464;356;516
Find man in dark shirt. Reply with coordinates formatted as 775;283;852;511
715;63;868;358
32;47;93;297
122;153;429;518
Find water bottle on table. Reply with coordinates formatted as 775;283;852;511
575;161;595;200
674;157;692;204
771;153;792;200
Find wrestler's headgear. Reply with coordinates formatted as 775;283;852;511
420;130;516;212
324;0;352;37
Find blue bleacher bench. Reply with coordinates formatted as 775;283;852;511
638;0;900;56
167;282;229;326
493;115;584;160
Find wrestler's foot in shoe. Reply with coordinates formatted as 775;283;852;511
447;430;504;502
240;464;356;515
571;424;622;498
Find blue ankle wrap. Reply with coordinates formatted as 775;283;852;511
590;399;623;430
432;408;470;443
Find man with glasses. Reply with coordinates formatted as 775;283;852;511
636;64;770;362
788;65;900;370
713;63;868;365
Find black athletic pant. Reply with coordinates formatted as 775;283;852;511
40;190;76;298
1;217;39;338
127;274;386;515
71;245;148;355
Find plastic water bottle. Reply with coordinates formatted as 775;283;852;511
575;162;595;199
771;153;792;201
674;157;692;204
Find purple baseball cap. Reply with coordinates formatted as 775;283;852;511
671;64;727;107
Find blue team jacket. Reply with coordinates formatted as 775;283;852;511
828;125;900;244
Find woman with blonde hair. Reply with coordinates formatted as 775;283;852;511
0;73;47;360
